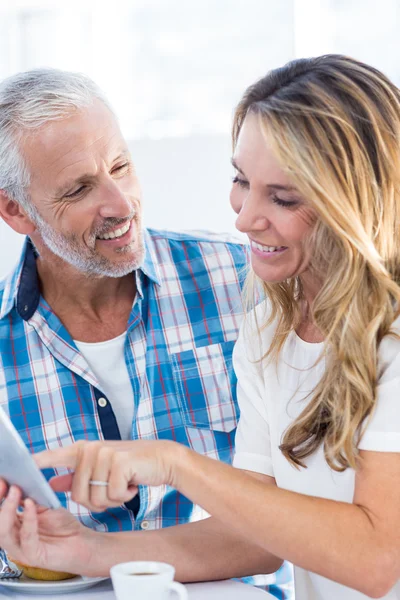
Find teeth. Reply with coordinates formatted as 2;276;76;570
252;241;284;253
98;221;131;240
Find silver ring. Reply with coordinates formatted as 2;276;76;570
89;480;109;487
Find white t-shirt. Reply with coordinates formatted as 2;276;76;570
74;332;135;440
233;301;400;600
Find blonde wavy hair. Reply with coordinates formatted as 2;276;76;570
233;55;400;471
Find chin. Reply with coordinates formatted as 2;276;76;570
109;252;145;277
251;259;300;285
252;268;285;284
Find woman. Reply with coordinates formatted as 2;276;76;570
1;55;400;599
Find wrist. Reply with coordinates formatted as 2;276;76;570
165;441;194;491
78;529;111;577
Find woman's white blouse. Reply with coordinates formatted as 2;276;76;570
232;302;400;600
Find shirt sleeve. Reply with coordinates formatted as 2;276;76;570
359;332;400;452
232;315;274;477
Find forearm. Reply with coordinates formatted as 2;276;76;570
172;447;388;595
83;516;282;580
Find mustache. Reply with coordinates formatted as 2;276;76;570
93;211;136;238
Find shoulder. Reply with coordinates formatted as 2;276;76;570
358;315;400;452
146;228;248;277
378;315;400;384
235;300;276;363
0;282;5;320
147;227;247;253
242;300;275;343
0;270;16;323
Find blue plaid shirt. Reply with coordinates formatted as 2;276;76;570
0;228;293;599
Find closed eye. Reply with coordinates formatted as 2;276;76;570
112;162;130;175
64;185;86;199
62;163;130;199
271;194;298;208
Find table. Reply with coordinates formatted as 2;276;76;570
0;578;275;599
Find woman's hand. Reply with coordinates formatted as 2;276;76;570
34;439;182;513
0;480;94;575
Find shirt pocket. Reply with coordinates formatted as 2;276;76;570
170;341;239;433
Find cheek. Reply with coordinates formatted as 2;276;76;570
53;205;82;227
280;210;315;245
61;203;97;238
114;173;141;203
130;194;142;218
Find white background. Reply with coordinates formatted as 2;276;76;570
1;0;400;277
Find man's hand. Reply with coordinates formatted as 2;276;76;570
34;439;182;513
0;480;94;575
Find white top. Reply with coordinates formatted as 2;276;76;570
233;301;400;600
74;332;134;440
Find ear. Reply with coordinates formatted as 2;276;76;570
0;190;36;235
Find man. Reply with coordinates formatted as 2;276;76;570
0;68;292;598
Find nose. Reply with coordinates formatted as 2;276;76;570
98;178;134;219
235;192;270;234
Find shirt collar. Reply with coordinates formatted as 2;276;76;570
0;237;38;321
0;229;161;322
140;229;161;286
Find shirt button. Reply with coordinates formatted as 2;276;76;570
140;520;150;530
98;397;107;408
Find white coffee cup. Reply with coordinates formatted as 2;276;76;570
110;561;188;600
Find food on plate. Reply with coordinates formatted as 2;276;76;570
8;558;76;581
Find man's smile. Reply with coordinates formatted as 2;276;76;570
96;219;132;241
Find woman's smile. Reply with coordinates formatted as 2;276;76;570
249;239;288;258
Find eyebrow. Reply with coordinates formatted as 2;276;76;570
231;158;244;175
231;158;297;192
55;151;131;197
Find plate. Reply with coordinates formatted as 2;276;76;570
0;574;109;595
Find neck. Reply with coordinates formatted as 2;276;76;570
35;252;137;342
299;270;321;310
297;271;324;343
38;258;135;309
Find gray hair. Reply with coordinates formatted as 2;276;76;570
0;68;114;215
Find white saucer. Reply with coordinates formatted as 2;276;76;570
0;574;108;595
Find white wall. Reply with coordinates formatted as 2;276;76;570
0;222;24;278
294;0;400;85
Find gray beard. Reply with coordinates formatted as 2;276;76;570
29;208;144;278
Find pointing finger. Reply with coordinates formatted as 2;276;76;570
33;445;81;470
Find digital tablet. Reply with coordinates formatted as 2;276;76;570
0;406;61;509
